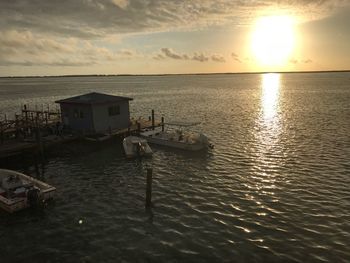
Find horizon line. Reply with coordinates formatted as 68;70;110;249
1;69;349;78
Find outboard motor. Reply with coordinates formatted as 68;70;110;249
199;133;214;149
27;188;41;207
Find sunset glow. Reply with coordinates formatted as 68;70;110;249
0;1;349;76
251;16;295;66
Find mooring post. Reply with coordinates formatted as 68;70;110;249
145;168;153;208
161;116;164;132
47;104;50;121
137;121;141;133
0;121;3;144
35;117;44;160
45;112;48;125
24;104;28;124
151;109;155;130
15;114;19;139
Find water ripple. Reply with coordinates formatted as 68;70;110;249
1;73;350;262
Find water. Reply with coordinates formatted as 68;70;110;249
0;73;349;262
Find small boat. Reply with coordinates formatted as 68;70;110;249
123;136;153;158
140;122;213;151
0;169;56;213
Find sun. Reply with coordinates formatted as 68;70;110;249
251;16;295;66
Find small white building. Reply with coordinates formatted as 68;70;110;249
55;92;133;134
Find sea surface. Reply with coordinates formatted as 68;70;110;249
0;73;349;262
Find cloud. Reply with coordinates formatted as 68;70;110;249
153;53;165;60
211;54;225;63
303;59;312;63
0;31;75;55
155;48;226;63
289;58;313;64
0;30;139;66
0;0;347;40
111;0;129;9
231;52;242;63
161;48;189;60
192;53;209;62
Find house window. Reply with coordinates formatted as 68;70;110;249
108;105;120;116
74;109;84;119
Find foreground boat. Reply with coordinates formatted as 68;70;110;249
0;169;56;213
140;122;213;151
123;136;153;158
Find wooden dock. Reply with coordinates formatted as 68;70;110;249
0;104;69;159
0;105;162;159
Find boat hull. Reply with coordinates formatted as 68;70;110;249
140;133;206;151
123;136;153;158
0;169;56;213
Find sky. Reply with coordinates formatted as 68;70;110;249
0;0;350;76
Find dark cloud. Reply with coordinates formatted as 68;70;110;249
303;59;312;63
192;53;209;62
211;54;226;63
155;48;226;63
161;48;189;60
231;52;242;63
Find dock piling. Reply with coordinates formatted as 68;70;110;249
137;121;141;133
161;116;164;132
151;109;155;130
145;168;153;208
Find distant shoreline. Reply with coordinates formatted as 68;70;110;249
1;70;349;79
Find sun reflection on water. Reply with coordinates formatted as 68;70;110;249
261;73;280;120
249;73;283;205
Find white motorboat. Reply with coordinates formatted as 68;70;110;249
0;169;56;213
140;122;213;151
123;136;153;158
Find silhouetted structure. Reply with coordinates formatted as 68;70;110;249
55;92;133;134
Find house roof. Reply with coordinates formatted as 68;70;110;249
55;92;133;105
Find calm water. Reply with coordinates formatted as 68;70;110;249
0;73;349;262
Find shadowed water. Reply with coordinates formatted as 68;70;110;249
0;73;349;262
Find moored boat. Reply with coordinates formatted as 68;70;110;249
0;169;56;213
123;136;153;158
140;122;213;151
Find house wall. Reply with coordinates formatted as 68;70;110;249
92;101;130;133
60;104;94;133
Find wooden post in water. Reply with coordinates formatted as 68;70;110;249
47;104;50;121
161;116;164;132
151;109;155;130
145;168;153;208
35;117;44;160
24;104;28;123
0;121;3;144
45;112;48;125
15;114;19;139
137;121;141;134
